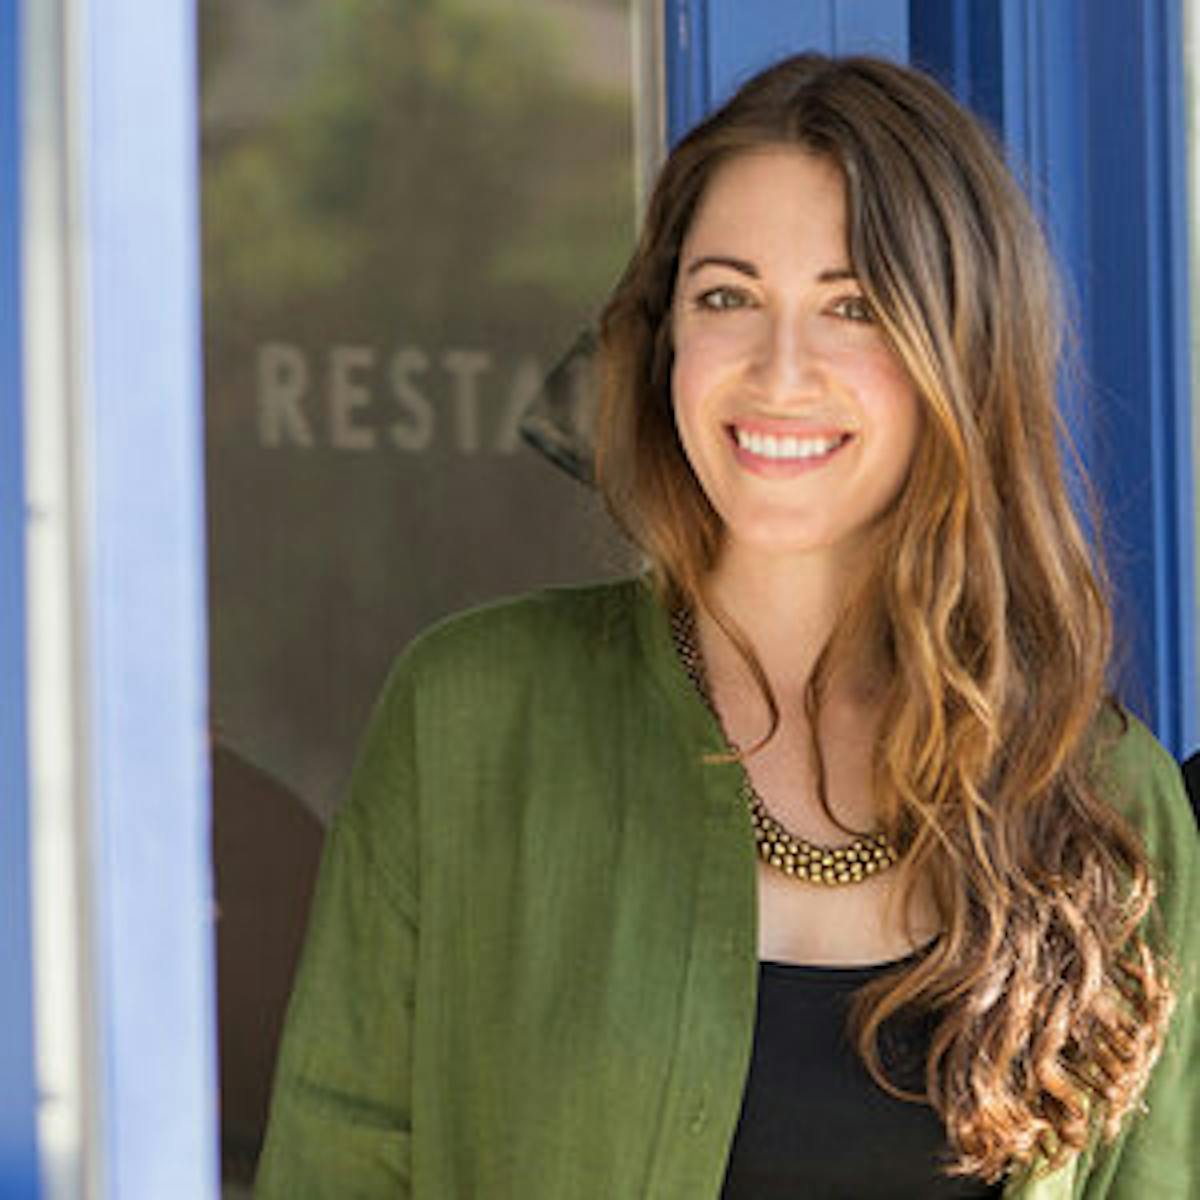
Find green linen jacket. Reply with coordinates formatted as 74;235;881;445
256;580;1198;1199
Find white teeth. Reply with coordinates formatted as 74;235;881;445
735;428;844;460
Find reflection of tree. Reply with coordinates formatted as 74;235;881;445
203;0;633;354
201;0;633;814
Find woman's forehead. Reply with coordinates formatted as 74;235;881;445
680;148;849;263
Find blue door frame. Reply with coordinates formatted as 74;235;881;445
666;0;1196;757
1;0;216;1196
0;0;40;1190
86;1;216;1193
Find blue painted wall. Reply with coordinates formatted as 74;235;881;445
1079;0;1195;753
0;0;41;1194
665;0;908;139
915;1;1195;754
0;1;42;1195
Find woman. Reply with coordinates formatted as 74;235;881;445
255;55;1197;1198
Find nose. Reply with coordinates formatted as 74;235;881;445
755;310;824;406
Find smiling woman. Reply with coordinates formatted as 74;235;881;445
256;53;1197;1200
670;148;920;566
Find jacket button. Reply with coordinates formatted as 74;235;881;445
689;1104;707;1134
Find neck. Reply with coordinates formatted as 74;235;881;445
700;543;866;694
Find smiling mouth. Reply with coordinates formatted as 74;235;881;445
731;426;851;462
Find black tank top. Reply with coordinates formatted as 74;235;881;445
720;956;1005;1199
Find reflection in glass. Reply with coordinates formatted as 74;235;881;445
201;1;649;1187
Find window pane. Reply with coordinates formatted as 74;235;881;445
201;0;652;1187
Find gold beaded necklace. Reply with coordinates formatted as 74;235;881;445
670;607;898;887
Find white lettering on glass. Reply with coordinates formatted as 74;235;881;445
328;346;377;450
258;342;314;447
252;342;565;455
388;347;434;452
441;349;492;455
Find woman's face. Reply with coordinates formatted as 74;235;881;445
670;147;921;571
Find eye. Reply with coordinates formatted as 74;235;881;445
694;285;753;312
829;294;875;323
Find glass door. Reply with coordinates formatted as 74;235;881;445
200;1;659;1190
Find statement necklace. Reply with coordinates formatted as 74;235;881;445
670;607;898;887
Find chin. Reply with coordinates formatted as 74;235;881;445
723;527;838;558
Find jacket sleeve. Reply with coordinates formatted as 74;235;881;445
255;654;420;1199
1077;722;1199;1199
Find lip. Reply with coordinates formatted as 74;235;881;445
730;416;849;438
726;422;852;477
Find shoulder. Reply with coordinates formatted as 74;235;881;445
1087;706;1198;977
400;576;648;682
1088;706;1196;865
337;577;659;847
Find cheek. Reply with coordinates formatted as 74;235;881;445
849;352;920;426
669;367;702;465
669;360;719;485
886;371;922;440
670;334;739;432
669;339;708;427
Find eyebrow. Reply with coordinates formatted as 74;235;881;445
683;255;858;284
684;254;759;278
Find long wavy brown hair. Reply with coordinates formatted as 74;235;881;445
595;54;1174;1183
